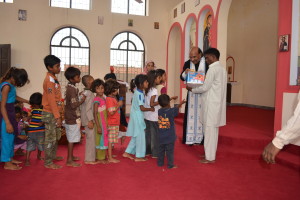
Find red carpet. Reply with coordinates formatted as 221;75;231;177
0;106;299;200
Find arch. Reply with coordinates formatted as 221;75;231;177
197;5;215;52
166;22;183;106
110;31;145;82
50;26;90;93
183;13;197;61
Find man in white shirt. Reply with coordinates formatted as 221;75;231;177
262;91;300;163
186;48;227;164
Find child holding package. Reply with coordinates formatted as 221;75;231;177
92;79;109;163
42;55;64;169
25;92;45;166
123;74;154;162
157;94;186;169
64;67;86;167
0;67;29;170
104;79;123;163
144;70;162;158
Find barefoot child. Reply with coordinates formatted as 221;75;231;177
123;74;154;162
104;79;123;163
42;55;64;169
81;75;99;165
0;67;29;170
64;67;86;167
25;92;45;166
157;94;186;169
91;79;108;164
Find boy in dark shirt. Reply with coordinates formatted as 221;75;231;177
157;94;185;169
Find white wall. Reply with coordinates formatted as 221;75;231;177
227;0;278;107
0;0;181;100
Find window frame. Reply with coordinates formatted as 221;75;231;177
111;0;147;16
50;0;91;10
110;31;145;82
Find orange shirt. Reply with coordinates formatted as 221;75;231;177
42;72;63;119
106;96;120;126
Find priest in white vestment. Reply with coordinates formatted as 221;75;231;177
187;48;227;163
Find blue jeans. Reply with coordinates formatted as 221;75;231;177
157;142;175;168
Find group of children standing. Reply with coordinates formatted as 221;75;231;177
0;55;185;170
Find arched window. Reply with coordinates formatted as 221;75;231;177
50;27;90;95
110;31;145;82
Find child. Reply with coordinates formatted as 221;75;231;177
80;75;98;164
144;70;162;158
42;55;64;169
157;94;186;169
0;67;29;170
92;79;109;163
156;69;178;100
25;92;45;166
104;79;123;163
14;106;28;156
123;74;154;162
64;66;86;167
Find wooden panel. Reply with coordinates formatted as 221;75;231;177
0;44;11;77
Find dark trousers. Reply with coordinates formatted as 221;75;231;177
157;142;175;168
145;120;159;157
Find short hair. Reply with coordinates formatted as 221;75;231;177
82;75;93;87
104;79;120;96
134;74;148;90
158;94;170;108
44;55;61;69
130;79;135;93
104;73;117;81
91;79;105;93
155;69;166;78
64;66;81;81
29;92;42;106
1;67;29;87
15;106;22;115
204;48;220;59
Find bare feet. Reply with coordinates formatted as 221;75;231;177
84;161;100;165
169;165;178;169
199;159;215;164
4;162;22;170
37;155;44;160
72;156;80;161
25;160;30;166
122;153;134;160
134;157;148;162
66;161;81;167
44;163;62;169
98;160;109;164
108;158;120;163
11;159;22;164
53;156;64;161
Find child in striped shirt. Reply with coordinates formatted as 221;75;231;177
25;92;45;166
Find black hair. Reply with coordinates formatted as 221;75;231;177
15;106;22;115
158;94;170;108
22;111;28;117
104;79;120;96
155;69;166;84
198;47;203;55
130;79;135;93
134;74;148;90
44;55;61;69
64;66;81;81
204;48;220;59
29;92;42;106
104;73;117;81
1;67;29;87
145;70;158;95
82;75;93;88
91;79;105;93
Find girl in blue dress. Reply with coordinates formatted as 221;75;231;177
0;67;29;170
123;74;154;162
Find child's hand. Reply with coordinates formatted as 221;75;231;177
150;107;155;112
56;118;62;127
6;122;14;134
88;121;94;129
18;135;28;140
180;99;187;105
118;100;123;107
81;95;86;102
97;126;102;134
171;96;178;101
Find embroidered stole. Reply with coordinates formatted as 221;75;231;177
185;57;205;144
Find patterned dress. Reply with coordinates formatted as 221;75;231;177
93;96;108;160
